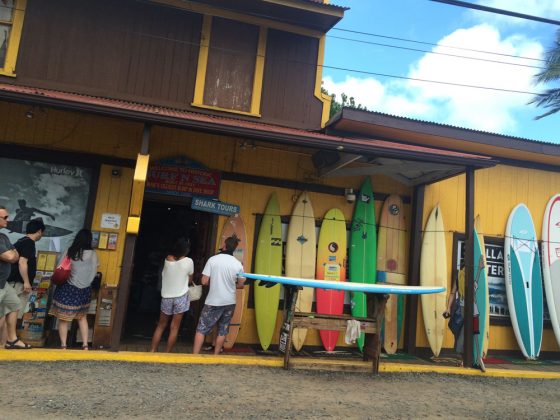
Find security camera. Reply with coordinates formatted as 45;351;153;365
345;188;356;204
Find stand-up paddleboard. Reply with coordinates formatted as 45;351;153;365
349;178;377;351
316;208;347;352
220;214;247;350
473;219;489;367
542;194;560;348
420;204;447;357
243;273;444;294
377;195;407;354
474;216;490;358
285;192;316;351
505;204;543;360
254;193;283;351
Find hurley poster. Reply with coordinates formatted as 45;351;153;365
0;157;92;253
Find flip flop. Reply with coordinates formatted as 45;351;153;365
5;338;31;350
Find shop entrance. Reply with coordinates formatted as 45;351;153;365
123;199;214;347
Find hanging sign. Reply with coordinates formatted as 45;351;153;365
146;164;221;198
191;196;240;216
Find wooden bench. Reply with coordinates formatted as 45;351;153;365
278;286;387;374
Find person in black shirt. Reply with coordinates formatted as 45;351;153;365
7;218;45;317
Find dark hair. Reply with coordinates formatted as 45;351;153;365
0;205;5;210
26;218;46;234
68;229;93;261
171;238;190;259
224;235;240;254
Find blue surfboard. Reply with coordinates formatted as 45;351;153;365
241;273;445;295
504;204;543;360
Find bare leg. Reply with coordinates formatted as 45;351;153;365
77;316;89;349
4;310;32;350
214;335;226;355
150;312;169;352
0;316;6;347
165;313;185;353
58;320;69;348
193;332;206;354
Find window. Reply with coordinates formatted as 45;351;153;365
192;15;267;116
0;0;26;77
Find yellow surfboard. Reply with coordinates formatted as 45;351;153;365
420;204;447;357
377;195;407;354
285;192;316;351
254;193;283;351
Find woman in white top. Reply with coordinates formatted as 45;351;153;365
150;238;194;352
49;229;98;350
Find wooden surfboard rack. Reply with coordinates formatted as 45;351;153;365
279;285;388;374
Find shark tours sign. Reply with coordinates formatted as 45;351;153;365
191;196;240;216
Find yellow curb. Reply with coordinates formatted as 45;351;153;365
0;349;283;367
0;349;559;379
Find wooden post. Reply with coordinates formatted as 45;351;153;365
109;124;150;350
404;184;425;354
463;167;475;367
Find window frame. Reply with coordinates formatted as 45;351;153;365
191;15;267;117
0;0;26;77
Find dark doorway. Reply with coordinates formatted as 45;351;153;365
123;199;214;345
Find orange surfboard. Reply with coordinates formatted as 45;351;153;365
220;214;247;349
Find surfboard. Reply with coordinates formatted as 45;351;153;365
377;194;407;355
542;194;560;348
285;192;316;351
349;178;377;351
505;204;543;360
473;219;489;366
243;273;444;294
420;204;447;357
474;215;490;358
316;208;347;352
220;214;247;350
254;193;283;351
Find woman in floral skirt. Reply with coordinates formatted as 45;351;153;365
49;229;98;350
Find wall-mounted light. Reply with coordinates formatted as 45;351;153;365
111;168;121;177
344;188;356;204
25;108;34;119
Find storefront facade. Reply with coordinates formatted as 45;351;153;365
0;0;559;360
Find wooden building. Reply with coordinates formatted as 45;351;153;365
0;0;559;361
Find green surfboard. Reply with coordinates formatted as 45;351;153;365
254;193;283;351
349;178;377;351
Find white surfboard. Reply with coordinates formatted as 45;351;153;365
542;194;560;348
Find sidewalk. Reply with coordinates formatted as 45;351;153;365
1;348;559;379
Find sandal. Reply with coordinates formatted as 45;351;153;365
60;345;67;350
82;345;89;351
202;345;224;353
5;338;31;350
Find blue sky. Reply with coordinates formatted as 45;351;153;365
323;0;560;143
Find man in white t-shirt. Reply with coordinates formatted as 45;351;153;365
193;235;245;355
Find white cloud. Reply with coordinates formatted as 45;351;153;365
471;0;560;26
324;24;545;135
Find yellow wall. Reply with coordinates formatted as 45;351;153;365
420;165;560;353
90;165;134;286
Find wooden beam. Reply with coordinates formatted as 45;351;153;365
318;153;362;177
404;184;425;354
463;167;475;367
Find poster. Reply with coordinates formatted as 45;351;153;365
0;157;92;254
456;237;549;322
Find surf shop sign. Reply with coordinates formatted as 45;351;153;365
146;160;220;198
